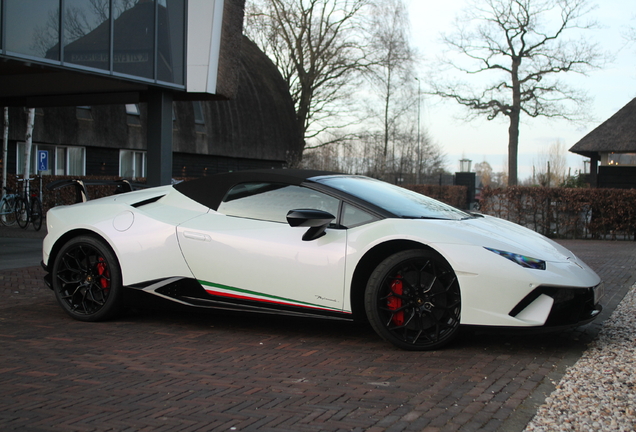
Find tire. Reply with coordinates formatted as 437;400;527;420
365;249;461;351
52;235;123;322
15;197;29;229
30;198;43;231
0;198;17;226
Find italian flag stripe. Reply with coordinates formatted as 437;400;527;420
199;280;343;312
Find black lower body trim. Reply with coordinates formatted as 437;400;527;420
125;277;353;321
509;285;601;327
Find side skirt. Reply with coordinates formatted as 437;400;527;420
125;277;353;321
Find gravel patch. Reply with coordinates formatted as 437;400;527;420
524;283;636;432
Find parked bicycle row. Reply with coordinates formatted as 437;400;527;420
0;176;43;231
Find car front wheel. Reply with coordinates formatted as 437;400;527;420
52;235;123;322
365;249;461;350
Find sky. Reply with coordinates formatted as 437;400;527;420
407;0;636;181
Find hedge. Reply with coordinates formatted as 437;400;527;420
479;186;636;240
403;184;468;209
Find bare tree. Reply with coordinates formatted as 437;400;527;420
302;126;446;185
245;0;370;164
428;0;606;185
366;0;447;184
532;139;567;186
474;160;493;187
364;0;415;173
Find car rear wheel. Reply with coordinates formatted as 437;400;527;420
52;236;123;322
365;249;461;350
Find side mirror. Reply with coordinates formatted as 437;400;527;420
286;209;336;241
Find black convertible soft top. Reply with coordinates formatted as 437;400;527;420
173;168;340;210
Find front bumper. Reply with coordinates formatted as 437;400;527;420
509;283;603;327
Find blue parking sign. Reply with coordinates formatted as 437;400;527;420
37;150;49;172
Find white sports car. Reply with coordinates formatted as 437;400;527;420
42;169;603;350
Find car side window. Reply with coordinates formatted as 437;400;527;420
341;202;378;228
218;182;340;224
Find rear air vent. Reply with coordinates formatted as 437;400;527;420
131;195;165;208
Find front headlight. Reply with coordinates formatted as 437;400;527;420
485;247;546;270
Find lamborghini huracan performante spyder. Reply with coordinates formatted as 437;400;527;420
42;169;603;350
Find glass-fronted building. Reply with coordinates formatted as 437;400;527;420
2;0;185;88
0;0;248;186
0;0;242;108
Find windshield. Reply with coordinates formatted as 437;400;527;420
316;176;471;220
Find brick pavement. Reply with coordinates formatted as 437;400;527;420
1;240;635;432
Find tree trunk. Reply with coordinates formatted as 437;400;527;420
508;57;521;186
2;107;8;197
383;66;392;157
23;108;36;194
508;110;519;186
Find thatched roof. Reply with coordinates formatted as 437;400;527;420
197;36;301;160
569;97;636;158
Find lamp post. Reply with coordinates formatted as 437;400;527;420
415;77;421;184
456;158;475;210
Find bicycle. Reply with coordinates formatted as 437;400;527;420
0;186;20;226
15;176;43;231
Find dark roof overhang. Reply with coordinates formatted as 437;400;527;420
570;97;636;157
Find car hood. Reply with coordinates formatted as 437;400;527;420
449;214;575;262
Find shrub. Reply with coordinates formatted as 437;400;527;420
403;184;469;209
479;186;636;240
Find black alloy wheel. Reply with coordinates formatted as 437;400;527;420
365;249;461;350
52;236;123;322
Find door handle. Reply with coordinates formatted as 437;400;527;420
183;231;211;242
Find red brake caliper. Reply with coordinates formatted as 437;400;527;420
387;277;404;326
96;258;110;291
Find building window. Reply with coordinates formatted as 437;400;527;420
64;0;110;71
126;104;140;115
607;153;636;166
5;0;60;59
193;101;205;124
126;104;141;125
113;0;154;79
157;0;185;85
76;106;93;120
2;0;186;87
120;150;146;179
16;143;86;176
